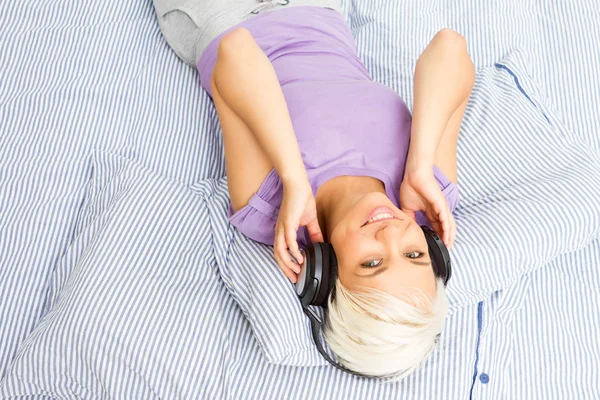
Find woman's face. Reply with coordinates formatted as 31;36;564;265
329;192;437;301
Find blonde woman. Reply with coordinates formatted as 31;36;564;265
154;0;475;379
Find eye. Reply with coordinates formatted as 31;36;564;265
361;259;383;268
404;251;425;259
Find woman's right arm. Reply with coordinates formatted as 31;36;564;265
211;28;307;186
211;28;324;276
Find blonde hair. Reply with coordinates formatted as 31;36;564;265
322;277;449;382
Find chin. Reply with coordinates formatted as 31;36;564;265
338;192;397;233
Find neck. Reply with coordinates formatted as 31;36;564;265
315;176;387;242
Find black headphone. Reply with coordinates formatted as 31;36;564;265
294;225;452;379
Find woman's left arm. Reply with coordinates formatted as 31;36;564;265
406;28;475;175
400;29;475;247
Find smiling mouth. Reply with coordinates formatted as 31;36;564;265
361;207;403;227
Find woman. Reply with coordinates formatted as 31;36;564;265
153;0;475;379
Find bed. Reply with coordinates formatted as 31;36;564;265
1;0;599;398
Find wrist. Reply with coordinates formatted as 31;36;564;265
407;125;439;168
405;152;434;175
279;165;309;188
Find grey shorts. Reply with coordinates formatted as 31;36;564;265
153;0;343;67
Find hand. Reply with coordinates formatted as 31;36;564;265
274;178;324;283
399;167;456;248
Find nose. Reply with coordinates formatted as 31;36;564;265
376;219;410;248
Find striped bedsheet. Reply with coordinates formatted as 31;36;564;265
1;0;599;398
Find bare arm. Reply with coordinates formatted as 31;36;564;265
211;28;323;277
399;29;475;248
211;27;308;185
406;29;475;175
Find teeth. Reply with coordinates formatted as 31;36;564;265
367;213;394;224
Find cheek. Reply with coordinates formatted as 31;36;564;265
332;231;369;289
331;228;364;267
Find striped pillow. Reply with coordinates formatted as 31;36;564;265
0;151;229;398
204;184;329;367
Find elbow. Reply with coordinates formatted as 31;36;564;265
434;28;475;88
212;28;257;95
435;28;468;53
217;27;256;62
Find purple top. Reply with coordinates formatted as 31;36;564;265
197;6;460;247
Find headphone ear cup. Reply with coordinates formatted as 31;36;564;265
295;243;316;306
313;242;338;307
294;242;339;307
421;226;452;285
325;243;338;305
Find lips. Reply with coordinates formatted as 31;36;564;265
361;206;401;227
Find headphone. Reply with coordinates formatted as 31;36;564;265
294;225;452;379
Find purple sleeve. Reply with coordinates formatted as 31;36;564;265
414;165;460;228
227;168;314;249
229;199;311;249
433;164;460;213
228;197;278;246
227;169;282;246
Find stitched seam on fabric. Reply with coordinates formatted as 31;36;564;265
495;63;551;124
469;301;484;400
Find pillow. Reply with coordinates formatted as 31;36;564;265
203;49;600;367
0;151;233;398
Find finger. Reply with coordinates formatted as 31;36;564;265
444;209;452;246
428;214;449;248
273;234;284;269
432;200;451;246
273;238;284;268
425;207;443;238
278;243;300;276
430;220;443;240
283;266;297;283
450;214;457;249
306;219;324;243
275;228;297;273
273;246;296;282
276;223;300;274
401;208;417;221
447;214;453;249
285;225;303;268
273;249;281;269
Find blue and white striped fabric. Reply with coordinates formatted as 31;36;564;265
1;151;230;398
473;240;600;398
0;0;223;380
1;0;600;398
347;0;600;152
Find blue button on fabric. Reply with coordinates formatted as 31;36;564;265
480;373;490;384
